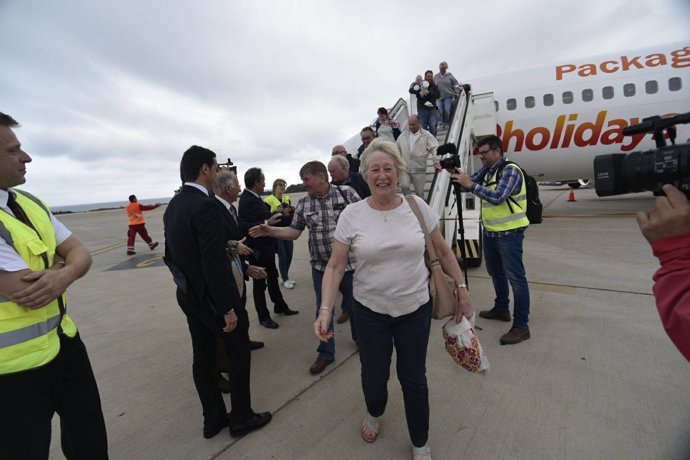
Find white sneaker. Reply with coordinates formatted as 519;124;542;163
283;280;296;289
412;444;431;460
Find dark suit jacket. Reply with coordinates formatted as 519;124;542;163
237;189;275;258
163;185;243;323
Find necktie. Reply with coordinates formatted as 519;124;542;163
7;192;31;226
229;205;238;223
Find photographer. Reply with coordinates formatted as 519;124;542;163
636;184;690;361
450;135;532;345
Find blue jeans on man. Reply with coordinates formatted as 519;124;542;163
483;229;530;329
418;107;439;137
312;268;356;360
437;96;453;125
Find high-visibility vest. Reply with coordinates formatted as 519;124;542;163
127;202;145;225
264;194;290;213
481;163;530;232
0;189;77;375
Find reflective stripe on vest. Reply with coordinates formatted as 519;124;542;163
481;164;530;232
0;189;77;375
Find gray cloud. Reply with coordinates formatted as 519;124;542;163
1;0;688;205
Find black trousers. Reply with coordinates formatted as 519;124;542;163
0;333;108;460
251;246;287;322
179;290;252;427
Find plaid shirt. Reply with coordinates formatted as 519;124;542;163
291;185;360;271
470;158;524;238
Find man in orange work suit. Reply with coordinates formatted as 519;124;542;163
126;194;161;255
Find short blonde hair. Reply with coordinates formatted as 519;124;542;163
360;139;406;176
272;178;287;193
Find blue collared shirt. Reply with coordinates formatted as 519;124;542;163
469;158;524;237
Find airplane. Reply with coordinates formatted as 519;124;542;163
344;42;690;189
468;41;690;187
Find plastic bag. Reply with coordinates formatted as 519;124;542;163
442;315;489;373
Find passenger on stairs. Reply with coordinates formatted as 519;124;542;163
434;61;461;128
332;144;360;175
396;115;440;199
409;70;440;137
374;107;401;141
356;126;376;172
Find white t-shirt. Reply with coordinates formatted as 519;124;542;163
334;194;439;317
0;189;72;271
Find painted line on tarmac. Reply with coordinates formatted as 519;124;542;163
91;242;126;256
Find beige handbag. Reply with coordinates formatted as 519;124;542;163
406;196;458;320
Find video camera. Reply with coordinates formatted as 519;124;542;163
437;143;461;169
594;113;690;199
218;157;237;174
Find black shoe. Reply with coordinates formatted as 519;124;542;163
250;340;264;350
229;411;272;437
274;305;299;316
479;308;512;322
126;251;136;256
260;319;279;329
203;413;230;439
217;374;230;394
149;241;159;250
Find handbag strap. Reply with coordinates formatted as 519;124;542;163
405;195;441;264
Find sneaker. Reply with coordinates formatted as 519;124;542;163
478;307;511;322
500;327;530;345
149;242;159;250
412;444;432;460
127;250;136;256
283;280;295;289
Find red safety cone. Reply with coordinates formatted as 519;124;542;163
567;187;576;202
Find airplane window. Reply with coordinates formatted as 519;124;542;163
646;80;658;94
562;91;573;104
507;98;516;110
669;77;682;91
582;89;593;102
624;83;636;97
602;86;614;100
543;94;554;106
494;101;499;112
525;96;535;108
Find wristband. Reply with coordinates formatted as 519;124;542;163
457;283;467;289
319;306;332;314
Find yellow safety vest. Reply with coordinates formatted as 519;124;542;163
264;194;290;213
0;189;76;375
481;163;530;232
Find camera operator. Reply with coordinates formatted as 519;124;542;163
636;184;690;361
449;135;532;345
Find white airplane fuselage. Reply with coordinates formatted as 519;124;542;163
468;42;690;182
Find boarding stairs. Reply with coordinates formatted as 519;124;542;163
421;87;498;266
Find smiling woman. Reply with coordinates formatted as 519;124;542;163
315;138;473;460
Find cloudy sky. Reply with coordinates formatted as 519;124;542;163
1;0;688;205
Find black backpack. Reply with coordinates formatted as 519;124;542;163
482;160;543;224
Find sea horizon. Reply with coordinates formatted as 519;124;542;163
50;196;173;214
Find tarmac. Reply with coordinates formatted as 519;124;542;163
48;186;690;460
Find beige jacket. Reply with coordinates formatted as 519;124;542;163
396;128;439;173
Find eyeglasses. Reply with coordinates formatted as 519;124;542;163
361;136;374;141
477;148;494;155
333;151;347;155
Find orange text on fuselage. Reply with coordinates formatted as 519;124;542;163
555;46;690;81
496;110;647;153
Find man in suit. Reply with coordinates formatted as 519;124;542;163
213;169;266;392
238;167;298;329
163;146;271;439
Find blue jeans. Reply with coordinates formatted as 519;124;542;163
483;229;531;329
354;299;432;448
418;107;439;137
312;268;356;360
276;239;293;282
437;96;453;124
